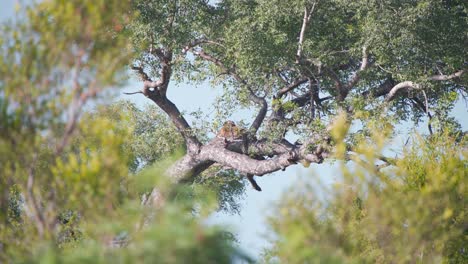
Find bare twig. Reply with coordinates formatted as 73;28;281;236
421;90;433;135
123;91;144;95
411;97;434;135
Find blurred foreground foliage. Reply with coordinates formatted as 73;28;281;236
264;120;467;263
1;99;249;262
0;1;248;263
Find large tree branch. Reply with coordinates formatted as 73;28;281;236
149;125;330;207
127;62;201;153
197;136;327;176
158;52;173;96
385;81;420;101
149;95;201;154
200;145;295;176
146;47;173;96
429;69;465;81
250;98;268;133
224;138;295;157
365;69;465;101
166;154;215;183
167;135;328;184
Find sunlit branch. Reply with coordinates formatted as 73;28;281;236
381;70;465;101
345;46;370;90
429;69;465;81
385;81;420;102
296;2;317;62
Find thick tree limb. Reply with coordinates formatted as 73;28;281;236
123;91;144;95
365;69;465;101
247;174;262;191
167;136;327;183
149;133;329;205
385;81;420;102
224;138;295;157
199;146;294;176
129;60;201;153
151;96;201;154
166;154;215;183
250;99;268;133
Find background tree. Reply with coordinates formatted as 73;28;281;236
124;0;466;198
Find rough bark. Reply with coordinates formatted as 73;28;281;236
167;136;328;184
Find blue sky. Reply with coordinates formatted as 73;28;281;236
1;1;467;260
